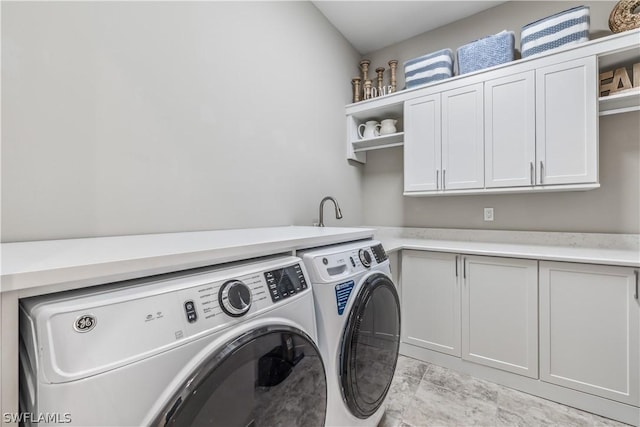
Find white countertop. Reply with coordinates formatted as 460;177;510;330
0;226;374;295
2;225;638;296
373;227;640;267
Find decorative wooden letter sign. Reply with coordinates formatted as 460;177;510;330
599;62;640;96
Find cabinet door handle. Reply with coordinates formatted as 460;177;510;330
436;170;439;190
540;161;544;184
530;162;534;185
635;271;639;300
443;169;446;190
455;256;458;277
463;257;466;279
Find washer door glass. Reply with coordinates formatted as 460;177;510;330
152;326;326;427
340;273;401;419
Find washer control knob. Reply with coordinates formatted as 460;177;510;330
358;249;372;268
219;280;252;317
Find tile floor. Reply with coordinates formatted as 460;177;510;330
380;355;630;427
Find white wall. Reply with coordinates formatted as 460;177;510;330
361;1;640;233
1;1;363;242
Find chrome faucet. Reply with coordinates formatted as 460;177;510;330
318;196;343;227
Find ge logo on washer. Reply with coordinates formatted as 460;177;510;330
73;314;97;333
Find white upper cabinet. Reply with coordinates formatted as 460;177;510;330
346;30;639;196
404;94;441;192
485;71;536;188
442;83;485;190
404;83;484;193
485;58;598;189
536;57;598;185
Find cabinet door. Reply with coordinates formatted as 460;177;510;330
401;250;460;356
536;57;598;185
404;94;441;192
539;262;639;405
442;83;484;190
485;71;536;188
461;256;538;378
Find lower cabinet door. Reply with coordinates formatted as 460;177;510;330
462;256;539;378
539;261;639;405
401;250;461;356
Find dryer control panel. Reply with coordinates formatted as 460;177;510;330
303;242;389;283
264;264;308;302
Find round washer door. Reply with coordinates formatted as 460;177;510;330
151;326;326;427
340;272;401;419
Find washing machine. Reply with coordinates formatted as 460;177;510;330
19;255;326;427
300;240;401;427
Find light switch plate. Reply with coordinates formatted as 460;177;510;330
484;207;494;221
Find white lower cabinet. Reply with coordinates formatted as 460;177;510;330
539;261;640;406
401;250;461;356
462;256;539;378
401;251;538;374
400;249;640;424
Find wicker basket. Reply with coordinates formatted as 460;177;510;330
456;31;515;75
609;0;640;33
404;48;454;89
521;6;590;58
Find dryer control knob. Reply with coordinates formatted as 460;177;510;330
219;280;252;317
359;249;372;268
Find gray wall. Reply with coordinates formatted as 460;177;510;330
2;1;363;242
362;1;640;233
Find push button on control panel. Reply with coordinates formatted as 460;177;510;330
184;300;197;323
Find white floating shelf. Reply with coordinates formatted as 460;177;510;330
599;89;640;116
352;132;404;152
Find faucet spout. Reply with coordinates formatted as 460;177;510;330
318;196;342;227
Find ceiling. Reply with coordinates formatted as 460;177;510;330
312;1;507;54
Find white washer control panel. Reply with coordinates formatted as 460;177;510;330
20;256;310;384
306;242;388;283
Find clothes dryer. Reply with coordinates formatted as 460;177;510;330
19;256;326;427
300;240;400;427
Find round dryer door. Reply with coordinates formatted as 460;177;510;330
151;326;326;427
340;273;401;419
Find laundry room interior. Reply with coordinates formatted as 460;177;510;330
1;1;639;426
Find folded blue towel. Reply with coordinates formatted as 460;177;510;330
404;48;454;89
457;30;515;75
521;6;590;58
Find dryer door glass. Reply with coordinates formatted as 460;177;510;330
151;326;326;427
340;273;401;419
